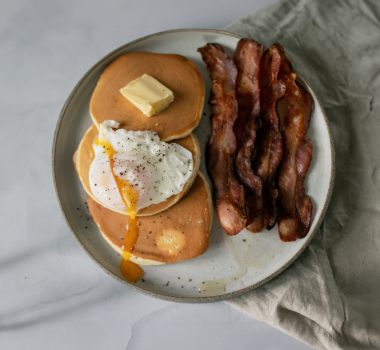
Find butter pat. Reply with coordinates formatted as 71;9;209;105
119;74;174;117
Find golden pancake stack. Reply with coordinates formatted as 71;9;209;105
73;52;212;269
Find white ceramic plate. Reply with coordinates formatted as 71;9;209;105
52;29;335;303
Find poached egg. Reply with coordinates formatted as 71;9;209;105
89;120;194;218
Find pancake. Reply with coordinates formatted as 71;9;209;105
90;52;205;141
88;172;213;265
73;124;201;216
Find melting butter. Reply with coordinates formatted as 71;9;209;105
120;74;174;117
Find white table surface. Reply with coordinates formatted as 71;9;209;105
0;0;314;348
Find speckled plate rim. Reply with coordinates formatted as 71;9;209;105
52;28;335;303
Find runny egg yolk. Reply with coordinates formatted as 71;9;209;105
93;137;143;283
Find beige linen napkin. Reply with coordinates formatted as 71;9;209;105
225;0;380;349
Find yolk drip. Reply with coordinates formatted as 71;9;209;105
119;259;144;283
119;215;143;283
94;137;143;283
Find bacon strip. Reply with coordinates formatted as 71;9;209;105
198;44;246;235
233;39;264;225
276;45;313;242
248;46;286;232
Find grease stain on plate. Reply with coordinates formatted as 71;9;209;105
198;229;286;296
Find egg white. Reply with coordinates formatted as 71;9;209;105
89;121;194;213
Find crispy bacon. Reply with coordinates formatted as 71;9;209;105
247;46;286;233
198;43;246;235
276;45;313;242
233;39;264;225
